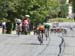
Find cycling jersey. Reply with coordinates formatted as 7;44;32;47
43;23;50;29
45;24;50;28
37;25;45;31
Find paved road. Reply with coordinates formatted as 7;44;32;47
63;28;75;56
0;33;62;56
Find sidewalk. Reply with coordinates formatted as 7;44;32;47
0;28;16;34
0;28;34;35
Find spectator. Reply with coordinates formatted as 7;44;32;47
22;15;30;34
2;21;6;34
6;20;12;34
15;18;22;34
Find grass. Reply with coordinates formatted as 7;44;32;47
48;18;74;22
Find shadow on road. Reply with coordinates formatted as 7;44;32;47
20;42;46;45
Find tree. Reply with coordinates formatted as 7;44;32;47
72;0;75;20
0;0;61;23
59;0;68;18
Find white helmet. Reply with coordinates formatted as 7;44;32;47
25;15;30;17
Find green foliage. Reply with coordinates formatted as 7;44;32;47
59;0;68;18
48;18;74;22
0;0;61;23
72;0;75;13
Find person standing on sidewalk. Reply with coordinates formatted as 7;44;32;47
6;20;12;34
2;21;6;34
15;18;22;35
22;15;30;34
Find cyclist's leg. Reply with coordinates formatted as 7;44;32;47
40;31;43;44
41;30;44;38
37;30;42;44
39;30;44;43
37;30;40;41
44;28;48;40
48;27;50;36
39;31;43;44
45;28;48;36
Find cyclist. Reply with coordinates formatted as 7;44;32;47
2;21;6;34
37;24;45;44
44;24;50;40
22;15;30;35
15;18;22;35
